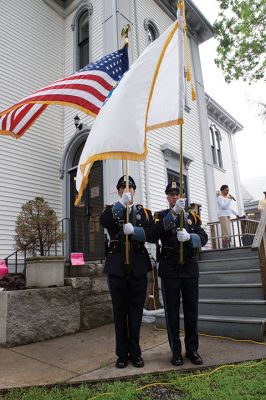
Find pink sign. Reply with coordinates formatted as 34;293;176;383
70;253;85;266
0;259;8;278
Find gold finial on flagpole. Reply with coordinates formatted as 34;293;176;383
121;24;131;47
177;0;185;14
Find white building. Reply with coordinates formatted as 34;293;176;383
0;0;244;260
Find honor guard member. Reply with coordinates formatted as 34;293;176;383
187;203;202;229
100;175;153;369
151;181;208;366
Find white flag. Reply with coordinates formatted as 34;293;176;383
76;7;185;203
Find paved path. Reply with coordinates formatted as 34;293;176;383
0;323;265;390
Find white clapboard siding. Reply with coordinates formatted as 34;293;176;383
0;0;65;258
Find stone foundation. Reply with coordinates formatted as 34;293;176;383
0;264;113;347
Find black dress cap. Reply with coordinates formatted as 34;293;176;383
116;175;136;190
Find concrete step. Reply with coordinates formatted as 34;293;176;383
196;299;266;318
200;247;256;261
199;257;259;272
155;314;266;342
199;269;261;284
199;283;264;300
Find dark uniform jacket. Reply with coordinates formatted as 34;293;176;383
152;209;208;278
100;202;153;278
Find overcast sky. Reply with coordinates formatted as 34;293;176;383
192;0;265;182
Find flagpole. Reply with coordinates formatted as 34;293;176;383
125;159;130;265
179;123;184;264
121;24;131;266
178;0;185;265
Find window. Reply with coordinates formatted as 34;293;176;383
167;169;188;201
209;124;223;168
78;10;89;69
147;24;156;43
71;4;93;71
144;19;159;44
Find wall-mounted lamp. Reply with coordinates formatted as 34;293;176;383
74;115;80;129
74;115;83;130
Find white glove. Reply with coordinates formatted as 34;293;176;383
119;192;132;206
123;223;134;235
173;198;186;214
177;228;190;242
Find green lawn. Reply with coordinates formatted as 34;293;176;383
1;360;266;400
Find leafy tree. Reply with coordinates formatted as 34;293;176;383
213;0;266;83
14;197;64;256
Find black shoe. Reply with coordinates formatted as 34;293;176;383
185;351;203;365
115;357;128;369
129;356;144;368
171;354;183;366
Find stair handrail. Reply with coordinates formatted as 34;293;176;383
251;206;266;298
4;248;27;274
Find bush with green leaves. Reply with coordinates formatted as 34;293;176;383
14;197;64;256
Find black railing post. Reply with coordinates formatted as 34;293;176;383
15;251;18;273
55;225;57;256
216;224;220;249
237;219;241;247
231;220;236;247
62;219;64;257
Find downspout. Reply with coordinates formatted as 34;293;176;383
228;122;243;215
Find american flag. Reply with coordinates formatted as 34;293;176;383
0;45;129;138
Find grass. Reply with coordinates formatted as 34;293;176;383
1;360;266;400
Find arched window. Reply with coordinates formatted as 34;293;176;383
71;4;93;71
144;19;159;44
78;10;90;69
209;124;223;168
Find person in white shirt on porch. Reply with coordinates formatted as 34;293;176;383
217;185;238;248
258;191;266;214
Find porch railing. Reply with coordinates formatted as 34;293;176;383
207;217;260;250
251;206;266;298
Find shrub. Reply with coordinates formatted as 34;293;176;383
14;197;64;256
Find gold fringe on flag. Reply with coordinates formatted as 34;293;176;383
186;66;191;82
192;84;196;101
182;0;197;103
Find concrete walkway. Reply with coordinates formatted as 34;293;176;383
0;323;265;390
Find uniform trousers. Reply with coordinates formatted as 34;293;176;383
108;274;147;359
161;276;199;356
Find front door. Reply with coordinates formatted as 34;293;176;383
70;160;104;260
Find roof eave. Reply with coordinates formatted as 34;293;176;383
206;93;244;134
154;0;214;43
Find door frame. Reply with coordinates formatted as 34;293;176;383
60;128;91;259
